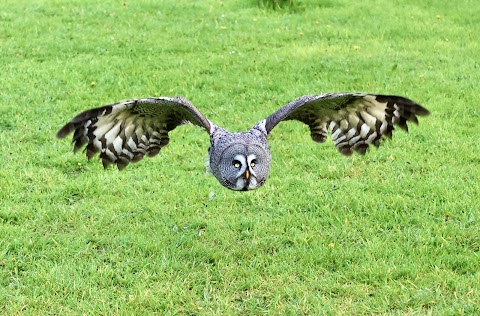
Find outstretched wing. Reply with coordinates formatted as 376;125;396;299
57;97;212;170
263;93;429;155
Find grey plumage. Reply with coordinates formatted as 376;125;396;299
56;93;430;191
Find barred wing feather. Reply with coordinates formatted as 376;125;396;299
264;93;430;155
56;97;211;170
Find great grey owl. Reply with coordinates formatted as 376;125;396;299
56;93;429;191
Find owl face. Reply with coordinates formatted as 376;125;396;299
212;140;271;191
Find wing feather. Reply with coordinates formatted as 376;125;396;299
57;97;212;170
263;93;429;156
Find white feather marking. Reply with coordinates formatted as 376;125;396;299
363;95;377;103
314;120;327;131
124;124;136;140
393;110;400;119
150;138;161;145
112;137;123;154
135;126;144;141
349;135;361;145
328;121;336;131
352;141;365;149
247;154;258;178
136;148;147;155
346;128;357;139
254;119;267;133
235;178;246;190
115;110;129;120
360;111;377;128
340;119;349;130
331;128;342;140
105;149;117;160
103;121;122;145
121;149;134;159
336;141;349;149
333;135;347;145
366;132;378;143
93;138;102;150
379;122;387;133
127;138;137;151
93;120;115;139
123;116;137;129
347;113;360;127
234;154;247;178
360;123;370;138
248;177;258;190
366;105;387;120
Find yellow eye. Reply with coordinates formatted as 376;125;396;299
233;160;241;168
250;162;256;168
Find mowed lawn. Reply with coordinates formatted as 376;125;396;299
1;0;479;314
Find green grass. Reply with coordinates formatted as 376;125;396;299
1;0;479;314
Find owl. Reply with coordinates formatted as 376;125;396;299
56;93;429;191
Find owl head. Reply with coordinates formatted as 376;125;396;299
209;130;271;191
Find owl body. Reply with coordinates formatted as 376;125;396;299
56;93;429;191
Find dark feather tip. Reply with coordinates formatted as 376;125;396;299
413;104;430;116
56;123;75;138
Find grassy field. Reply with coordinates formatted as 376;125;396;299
1;0;479;314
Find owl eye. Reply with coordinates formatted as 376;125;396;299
250;159;257;168
233;160;241;168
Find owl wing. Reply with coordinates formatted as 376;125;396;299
56;97;212;170
263;93;429;155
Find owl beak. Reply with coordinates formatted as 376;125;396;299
244;169;250;180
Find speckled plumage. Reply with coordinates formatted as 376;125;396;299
57;92;429;191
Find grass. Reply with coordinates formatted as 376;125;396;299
1;0;479;314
